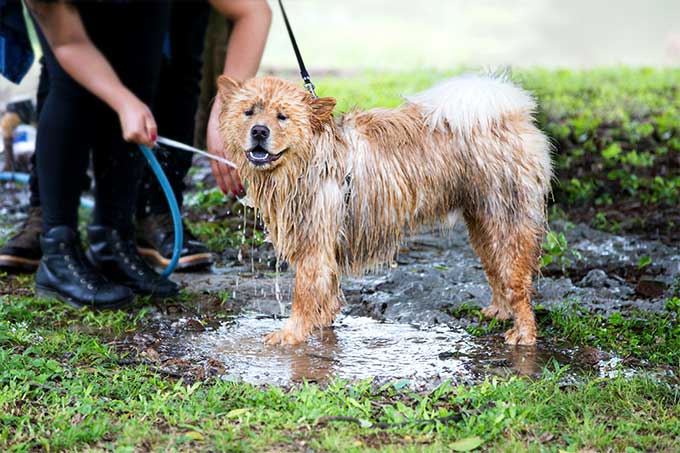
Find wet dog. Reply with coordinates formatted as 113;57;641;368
217;74;552;346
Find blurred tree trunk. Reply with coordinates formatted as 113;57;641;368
194;11;231;149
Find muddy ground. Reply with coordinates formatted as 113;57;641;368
1;171;678;389
151;218;674;388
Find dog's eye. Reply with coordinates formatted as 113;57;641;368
277;112;288;121
244;108;254;117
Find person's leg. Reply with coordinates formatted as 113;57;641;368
35;48;94;233
139;1;210;215
80;2;177;297
135;1;214;271
77;2;168;234
32;26;133;308
31;59;91;209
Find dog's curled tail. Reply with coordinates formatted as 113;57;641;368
404;73;537;136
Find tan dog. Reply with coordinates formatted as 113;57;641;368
217;74;552;346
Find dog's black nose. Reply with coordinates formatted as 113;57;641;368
250;125;270;140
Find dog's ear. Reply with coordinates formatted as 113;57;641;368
310;97;336;127
217;76;241;102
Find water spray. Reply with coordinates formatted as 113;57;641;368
156;136;237;168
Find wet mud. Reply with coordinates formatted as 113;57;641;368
145;220;678;388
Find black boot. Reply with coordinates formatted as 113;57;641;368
35;226;134;309
87;225;179;298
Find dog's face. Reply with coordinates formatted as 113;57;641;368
217;76;336;172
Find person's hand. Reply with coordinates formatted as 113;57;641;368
116;93;157;147
208;98;245;198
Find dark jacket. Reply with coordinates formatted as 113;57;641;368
0;0;35;84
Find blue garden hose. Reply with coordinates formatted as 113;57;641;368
0;145;183;276
137;144;182;276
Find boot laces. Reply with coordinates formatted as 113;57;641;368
112;236;150;278
59;242;100;291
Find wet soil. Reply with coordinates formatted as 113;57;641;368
134;220;677;388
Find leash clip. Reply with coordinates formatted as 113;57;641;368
304;81;318;99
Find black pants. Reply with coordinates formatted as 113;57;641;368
34;2;170;234
30;2;210;221
29;60;90;207
137;1;210;218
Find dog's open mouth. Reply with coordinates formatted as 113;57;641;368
246;145;286;166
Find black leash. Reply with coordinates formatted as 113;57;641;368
277;0;317;98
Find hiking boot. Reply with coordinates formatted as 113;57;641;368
35;226;134;309
136;213;214;271
87;225;179;298
0;206;43;272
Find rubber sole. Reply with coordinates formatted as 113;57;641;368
35;285;134;310
137;247;213;271
0;254;40;273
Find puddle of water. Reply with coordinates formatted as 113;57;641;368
156;310;639;388
187;315;477;386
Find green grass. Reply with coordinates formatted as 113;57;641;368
1;292;679;451
183;185;267;254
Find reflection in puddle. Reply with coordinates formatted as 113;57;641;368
178;315;597;387
188;316;478;386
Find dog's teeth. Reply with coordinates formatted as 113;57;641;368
249;151;270;162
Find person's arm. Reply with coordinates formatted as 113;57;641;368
206;0;272;197
26;0;157;146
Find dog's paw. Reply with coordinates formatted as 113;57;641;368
264;328;307;346
482;304;512;320
504;327;536;346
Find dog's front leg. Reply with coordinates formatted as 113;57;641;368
264;252;342;345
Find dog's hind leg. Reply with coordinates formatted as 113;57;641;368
465;212;542;345
500;224;541;346
264;251;342;345
465;217;512;321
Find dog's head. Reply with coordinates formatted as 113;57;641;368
217;76;336;172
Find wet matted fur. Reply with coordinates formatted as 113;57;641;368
217;74;552;346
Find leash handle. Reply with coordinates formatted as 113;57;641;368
278;0;317;98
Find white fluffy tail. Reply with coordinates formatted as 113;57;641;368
405;74;537;135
